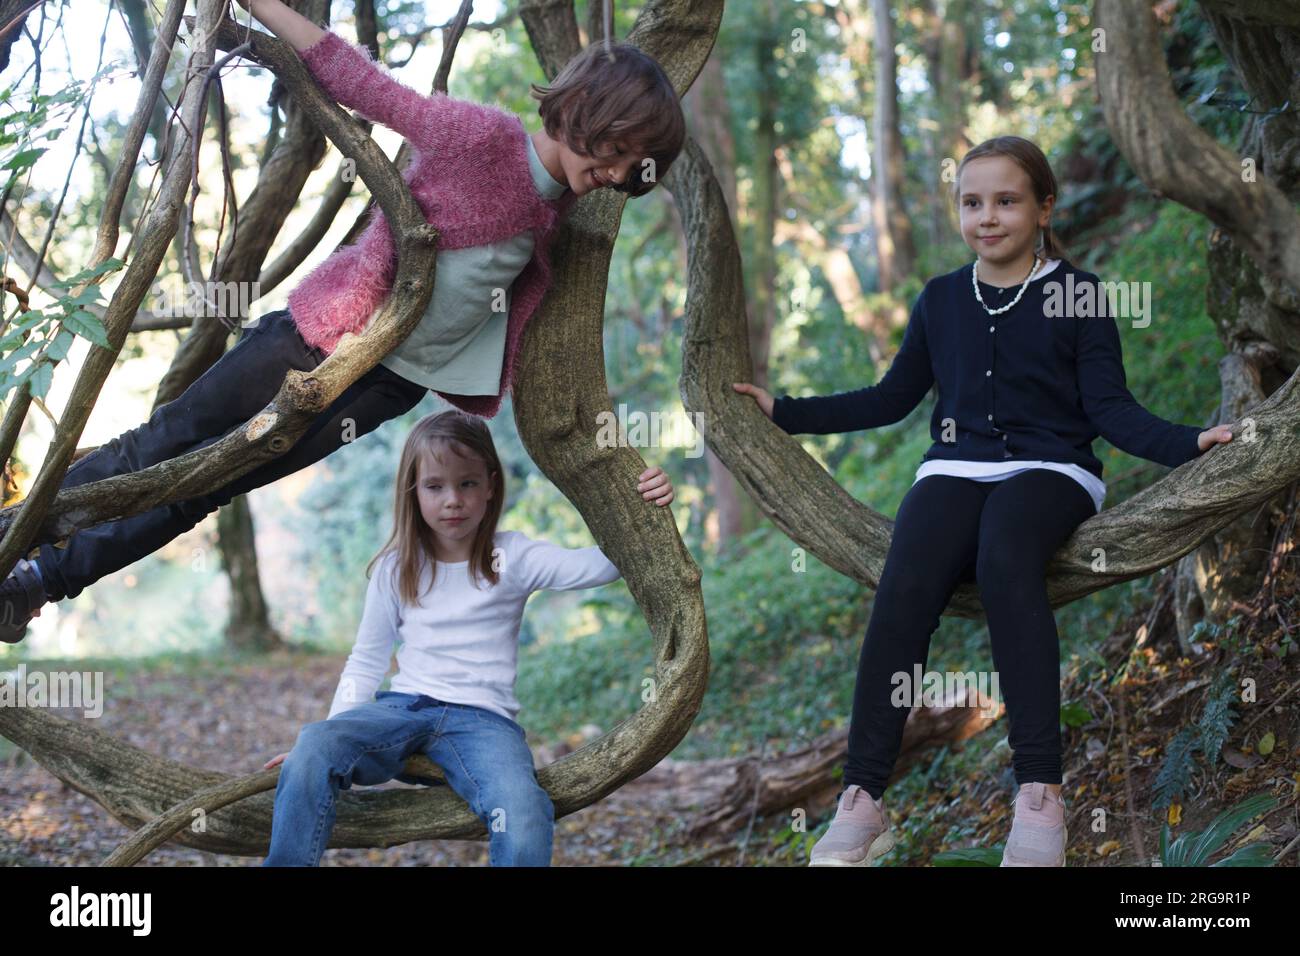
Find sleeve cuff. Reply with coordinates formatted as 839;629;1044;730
771;395;794;433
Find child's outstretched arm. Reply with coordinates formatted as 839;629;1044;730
1076;309;1230;466
509;469;675;591
234;0;322;50
734;287;935;435
236;0;484;160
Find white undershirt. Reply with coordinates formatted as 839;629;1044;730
912;258;1106;513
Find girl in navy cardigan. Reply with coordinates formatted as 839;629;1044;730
735;135;1232;867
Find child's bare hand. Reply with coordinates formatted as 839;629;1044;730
637;466;674;506
1197;424;1233;452
263;752;290;770
732;382;774;419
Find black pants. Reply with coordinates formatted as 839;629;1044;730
37;309;428;601
843;469;1096;799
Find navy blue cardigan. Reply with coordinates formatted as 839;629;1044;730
772;260;1204;479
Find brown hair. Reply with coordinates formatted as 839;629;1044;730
367;410;506;606
953;136;1068;261
529;42;685;198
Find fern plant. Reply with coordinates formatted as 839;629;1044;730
1159;793;1278;866
1152;725;1199;811
1198;668;1239;769
1152;666;1241;809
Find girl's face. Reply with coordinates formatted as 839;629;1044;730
557;136;642;196
957;155;1053;268
415;446;495;559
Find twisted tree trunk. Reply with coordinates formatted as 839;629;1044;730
1093;0;1300;642
0;0;723;857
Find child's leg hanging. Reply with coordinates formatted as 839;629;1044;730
36;314;425;601
423;704;554;866
842;475;988;799
975;469;1096;786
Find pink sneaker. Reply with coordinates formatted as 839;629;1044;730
1000;782;1066;866
809;784;897;866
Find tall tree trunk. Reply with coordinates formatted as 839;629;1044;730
746;0;780;392
869;0;915;290
919;0;974;249
1093;0;1300;650
1167;1;1300;643
684;36;754;547
146;1;368;653
216;496;283;651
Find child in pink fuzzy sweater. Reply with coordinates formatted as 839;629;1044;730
0;1;685;642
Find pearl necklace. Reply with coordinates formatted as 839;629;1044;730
972;256;1043;315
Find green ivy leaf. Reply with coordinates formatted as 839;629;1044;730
62;310;110;349
0;337;41;376
1060;700;1092;728
932;846;1002;867
45;329;75;362
28;360;52;399
54;257;124;288
1;147;46;171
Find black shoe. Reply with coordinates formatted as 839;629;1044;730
0;558;47;644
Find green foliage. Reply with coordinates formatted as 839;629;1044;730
1153;668;1240;809
1198;668;1240;770
1059;699;1092;728
1152;725;1199;812
1158;793;1277;867
0;67;115;192
931;846;1003;867
0;258;121;401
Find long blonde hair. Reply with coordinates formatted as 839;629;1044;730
366;410;506;605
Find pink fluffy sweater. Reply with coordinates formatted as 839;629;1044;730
286;29;580;418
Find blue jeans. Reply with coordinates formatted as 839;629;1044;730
36;308;427;601
263;691;555;866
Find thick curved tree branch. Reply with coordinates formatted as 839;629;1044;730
154;5;332;406
674;130;1300;619
1094;0;1300;293
0;0;211;579
0;13;441;556
0;0;186;487
0;0;728;857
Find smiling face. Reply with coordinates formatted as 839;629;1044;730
415;444;495;563
557;136;643;196
957;154;1054;272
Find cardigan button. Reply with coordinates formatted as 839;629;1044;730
987;414;993;421
989;325;994;332
985;369;992;376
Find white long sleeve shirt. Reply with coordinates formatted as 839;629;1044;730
326;530;621;723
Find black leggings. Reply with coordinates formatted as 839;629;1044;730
37;309;428;601
843;469;1096;799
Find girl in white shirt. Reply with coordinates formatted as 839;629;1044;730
261;410;675;866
